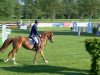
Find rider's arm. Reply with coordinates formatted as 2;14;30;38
34;25;40;36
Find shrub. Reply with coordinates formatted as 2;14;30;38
85;38;100;75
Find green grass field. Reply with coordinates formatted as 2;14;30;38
0;27;99;75
0;38;2;45
0;19;100;23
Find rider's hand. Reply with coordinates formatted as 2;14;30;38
29;35;32;38
39;35;41;38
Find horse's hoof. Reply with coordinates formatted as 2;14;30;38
4;60;7;63
4;59;9;63
14;62;17;65
44;60;48;63
33;61;37;65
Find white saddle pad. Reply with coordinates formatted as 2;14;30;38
29;38;35;45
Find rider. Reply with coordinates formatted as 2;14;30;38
29;19;40;51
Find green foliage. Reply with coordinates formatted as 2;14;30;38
14;0;22;19
77;0;100;19
1;0;100;19
0;38;2;45
85;38;100;75
24;0;34;18
62;0;78;19
19;0;100;19
0;0;16;19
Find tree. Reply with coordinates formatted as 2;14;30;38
88;0;100;19
14;0;22;19
62;0;78;19
23;0;33;18
77;0;100;19
0;0;16;19
19;0;100;19
36;0;64;19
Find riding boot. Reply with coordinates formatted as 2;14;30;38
34;43;39;51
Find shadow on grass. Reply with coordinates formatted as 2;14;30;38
0;59;4;62
1;65;90;75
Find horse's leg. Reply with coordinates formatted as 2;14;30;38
33;51;39;64
40;50;48;63
4;57;9;63
11;41;22;64
12;50;17;64
12;53;17;64
4;51;12;63
4;49;17;64
4;40;20;64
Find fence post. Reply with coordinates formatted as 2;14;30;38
2;25;7;43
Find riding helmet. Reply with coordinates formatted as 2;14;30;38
35;19;39;23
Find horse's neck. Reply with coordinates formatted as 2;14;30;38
40;37;47;44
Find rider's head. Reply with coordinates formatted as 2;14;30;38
35;19;39;24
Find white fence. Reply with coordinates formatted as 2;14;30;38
0;25;11;43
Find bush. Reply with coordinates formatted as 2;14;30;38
85;38;100;75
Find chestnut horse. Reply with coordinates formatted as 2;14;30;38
0;31;54;64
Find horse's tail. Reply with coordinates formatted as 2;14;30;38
0;37;15;52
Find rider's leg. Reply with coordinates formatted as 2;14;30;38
33;37;39;51
34;43;39;51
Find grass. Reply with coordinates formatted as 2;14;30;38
0;38;2;45
0;27;99;75
0;19;100;23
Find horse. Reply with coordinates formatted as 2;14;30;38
0;31;54;64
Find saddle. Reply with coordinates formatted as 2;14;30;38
29;38;35;45
28;38;40;51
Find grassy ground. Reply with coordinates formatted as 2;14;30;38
0;27;99;75
0;19;100;23
0;38;2;45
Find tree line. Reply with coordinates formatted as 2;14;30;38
0;0;100;19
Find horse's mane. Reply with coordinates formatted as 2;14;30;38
41;31;53;36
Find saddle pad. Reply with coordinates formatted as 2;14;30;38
29;38;35;45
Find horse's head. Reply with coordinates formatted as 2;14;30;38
47;32;54;43
41;31;54;43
